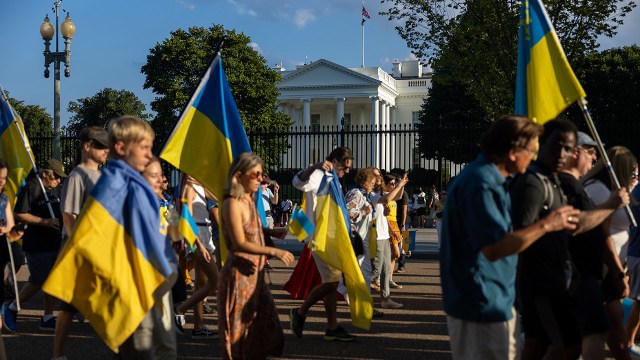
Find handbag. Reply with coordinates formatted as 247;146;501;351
350;231;365;256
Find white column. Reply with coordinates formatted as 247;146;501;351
336;97;345;131
370;96;379;168
380;101;388;170
302;98;311;167
390;106;397;169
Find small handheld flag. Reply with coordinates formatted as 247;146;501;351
178;200;199;247
288;204;315;242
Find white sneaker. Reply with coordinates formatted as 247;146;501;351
381;298;404;309
630;344;640;358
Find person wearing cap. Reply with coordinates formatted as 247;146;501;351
52;126;109;359
3;159;66;333
558;131;629;359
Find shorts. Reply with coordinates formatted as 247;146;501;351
574;278;610;336
628;256;640;299
311;251;342;283
416;207;427;216
447;307;521;360
521;293;581;348
388;221;402;246
25;251;58;285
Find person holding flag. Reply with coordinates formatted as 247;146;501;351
289;146;369;342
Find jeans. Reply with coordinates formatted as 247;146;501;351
371;239;391;299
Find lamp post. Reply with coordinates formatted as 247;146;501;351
40;0;75;161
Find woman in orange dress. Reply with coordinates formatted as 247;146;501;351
218;153;294;359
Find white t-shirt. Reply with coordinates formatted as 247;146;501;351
261;187;274;213
370;192;390;240
584;180;630;261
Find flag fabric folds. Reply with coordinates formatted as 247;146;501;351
178;199;199;246
312;171;373;330
0;89;34;205
160;53;251;201
361;5;371;25
42;160;177;352
514;0;585;124
288;203;315;242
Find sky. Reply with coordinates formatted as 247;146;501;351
0;0;638;127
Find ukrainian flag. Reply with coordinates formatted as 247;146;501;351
160;53;250;201
313;171;373;330
43;160;178;352
0;88;34;205
179;199;199;246
288;203;314;242
514;0;586;124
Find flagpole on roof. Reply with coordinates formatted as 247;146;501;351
361;0;365;68
578;98;636;227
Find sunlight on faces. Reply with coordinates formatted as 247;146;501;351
142;160;163;195
240;165;263;194
510;137;539;175
88;141;110;164
116;138;154;172
333;159;352;178
576;146;597;176
0;167;6;192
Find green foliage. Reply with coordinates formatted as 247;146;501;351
65;88;150;136
140;24;292;169
5;95;53;138
380;0;635;162
567;45;640;155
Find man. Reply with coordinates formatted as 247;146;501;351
260;177;279;229
3;159;66;332
509;119;584;359
441;115;579;359
289;147;356;341
559;131;629;359
53;127;109;359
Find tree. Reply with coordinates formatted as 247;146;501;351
141;24;292;169
381;0;635;161
5;95;52;138
567;45;640;156
65;88;151;136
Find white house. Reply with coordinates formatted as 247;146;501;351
275;58;431;169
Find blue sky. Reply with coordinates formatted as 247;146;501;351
1;0;638;127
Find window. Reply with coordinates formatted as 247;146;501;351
341;113;351;129
311;114;320;131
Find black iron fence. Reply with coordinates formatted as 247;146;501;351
25;125;484;204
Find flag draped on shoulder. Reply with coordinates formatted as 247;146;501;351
288;200;314;242
160;53;251;200
179;199;199;246
0;88;34;205
514;0;585;124
42;160;177;352
312;171;372;330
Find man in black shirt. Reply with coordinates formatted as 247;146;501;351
559;132;629;359
510;120;581;358
3;159;64;333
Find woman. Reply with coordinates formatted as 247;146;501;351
218;152;293;359
338;168;375;300
412;187;427;228
582;145;637;359
174;175;220;339
385;173;408;289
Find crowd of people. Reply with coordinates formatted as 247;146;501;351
441;115;640;360
2;113;638;359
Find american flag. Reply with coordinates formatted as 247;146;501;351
362;6;371;19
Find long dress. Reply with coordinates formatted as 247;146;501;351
218;197;284;360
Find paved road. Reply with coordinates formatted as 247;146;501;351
2;229;451;359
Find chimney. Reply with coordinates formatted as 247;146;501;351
392;59;402;78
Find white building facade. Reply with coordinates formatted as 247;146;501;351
276;59;431;170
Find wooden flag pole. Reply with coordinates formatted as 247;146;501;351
578;98;637;227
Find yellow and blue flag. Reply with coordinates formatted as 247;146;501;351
179;199;199;246
514;0;586;124
0;88;34;205
288;203;315;242
312;171;373;330
160;53;251;201
43;159;178;352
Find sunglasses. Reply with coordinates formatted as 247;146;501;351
246;171;264;181
388;181;397;186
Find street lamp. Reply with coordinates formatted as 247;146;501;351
40;0;75;161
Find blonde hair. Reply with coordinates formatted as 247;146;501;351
107;115;155;156
355;167;376;187
224;152;263;200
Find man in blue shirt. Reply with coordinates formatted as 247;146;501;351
440;115;580;359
